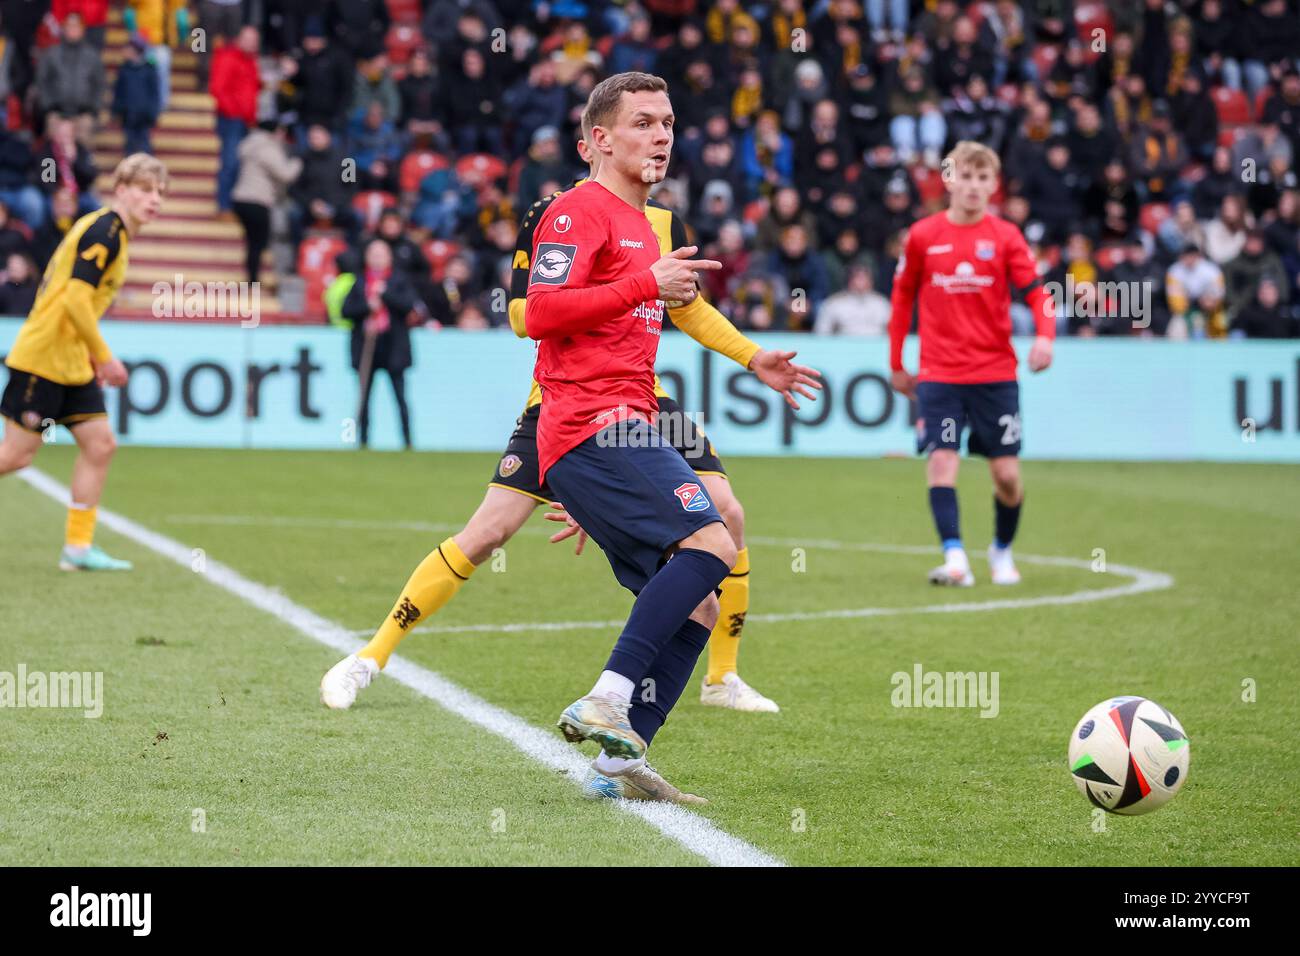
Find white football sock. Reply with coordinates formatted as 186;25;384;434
590;670;634;703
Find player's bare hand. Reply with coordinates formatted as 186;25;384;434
650;246;721;303
95;358;128;387
1028;335;1053;373
748;349;822;409
890;368;917;400
545;502;588;555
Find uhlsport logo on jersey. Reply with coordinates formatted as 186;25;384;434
530;243;577;285
673;481;711;512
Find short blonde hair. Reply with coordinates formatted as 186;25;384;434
944;141;1001;175
113;153;169;192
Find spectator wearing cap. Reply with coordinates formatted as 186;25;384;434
842;64;891;154
231;119;302;283
694;180;735;249
820;223;873;296
814;263;890;336
1166;242;1226;338
283;18;352;135
795;99;851;183
783;59;829;137
933;15;996;98
675;59;730;133
111;35;160;155
691;122;746;209
125;0;183;112
1190;146;1240;220
35;12;105;145
659;19;719;94
1127;100;1186;202
211;26;261;215
1231;278;1293;338
516;126;569;209
504;60;567;156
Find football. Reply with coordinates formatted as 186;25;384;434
1068;696;1190;816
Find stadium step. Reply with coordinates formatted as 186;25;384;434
113;287;283;315
127;263;278;288
131;240;249;265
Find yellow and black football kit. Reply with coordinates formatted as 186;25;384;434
489;182;760;503
2;208;128;432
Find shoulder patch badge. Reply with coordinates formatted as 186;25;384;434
530;242;577;285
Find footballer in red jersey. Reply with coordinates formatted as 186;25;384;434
527;72;758;802
888;141;1055;588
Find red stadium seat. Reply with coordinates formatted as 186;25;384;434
297;235;348;319
1074;2;1113;57
386;24;422;67
1217;127;1241;149
1094;245;1126;270
454;153;508;190
1253;89;1274;122
422;239;461;281
352;190;398;231
1032;43;1060;81
399;151;450;195
1139;202;1172;235
1212;86;1251;126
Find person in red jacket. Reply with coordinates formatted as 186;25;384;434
51;0;109;49
209;26;261;215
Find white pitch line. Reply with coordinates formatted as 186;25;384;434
19;469;781;868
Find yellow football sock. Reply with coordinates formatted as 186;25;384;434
359;537;477;668
66;504;97;550
707;546;749;684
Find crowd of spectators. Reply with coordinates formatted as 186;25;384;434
0;0;1298;339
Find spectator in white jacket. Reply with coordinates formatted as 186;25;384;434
813;264;892;335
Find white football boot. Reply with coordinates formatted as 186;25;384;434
700;672;780;712
987;544;1022;585
928;547;975;587
581;758;709;805
320;654;379;709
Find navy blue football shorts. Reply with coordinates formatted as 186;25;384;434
545;418;725;595
916;380;1022;458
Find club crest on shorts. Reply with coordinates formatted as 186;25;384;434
498;454;522;478
975;239;996;260
673;481;710;512
530;242;577;285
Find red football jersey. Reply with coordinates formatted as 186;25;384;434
526;181;665;481
889;211;1053;383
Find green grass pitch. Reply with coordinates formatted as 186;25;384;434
1;446;1296;866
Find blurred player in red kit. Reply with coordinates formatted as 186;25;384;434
888;141;1055;587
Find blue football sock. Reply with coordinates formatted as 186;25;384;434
929;486;961;548
605;548;730;684
628;619;712;747
994;496;1022;549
